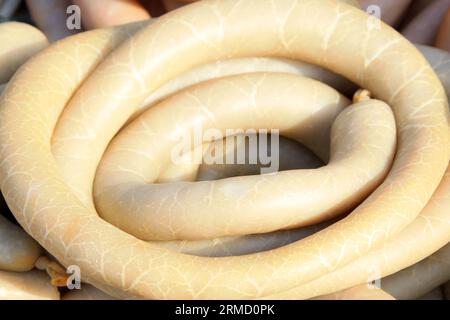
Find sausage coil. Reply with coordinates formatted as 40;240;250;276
0;0;449;299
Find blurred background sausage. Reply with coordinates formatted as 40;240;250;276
72;0;150;29
436;8;450;51
359;0;412;27
401;0;450;45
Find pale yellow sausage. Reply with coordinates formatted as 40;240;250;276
0;22;47;273
158;135;326;257
381;244;450;300
152;57;356;185
158;220;333;257
162;0;198;11
419;287;445;300
0;0;448;300
139;56;357;118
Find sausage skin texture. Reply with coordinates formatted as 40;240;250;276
0;0;448;300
